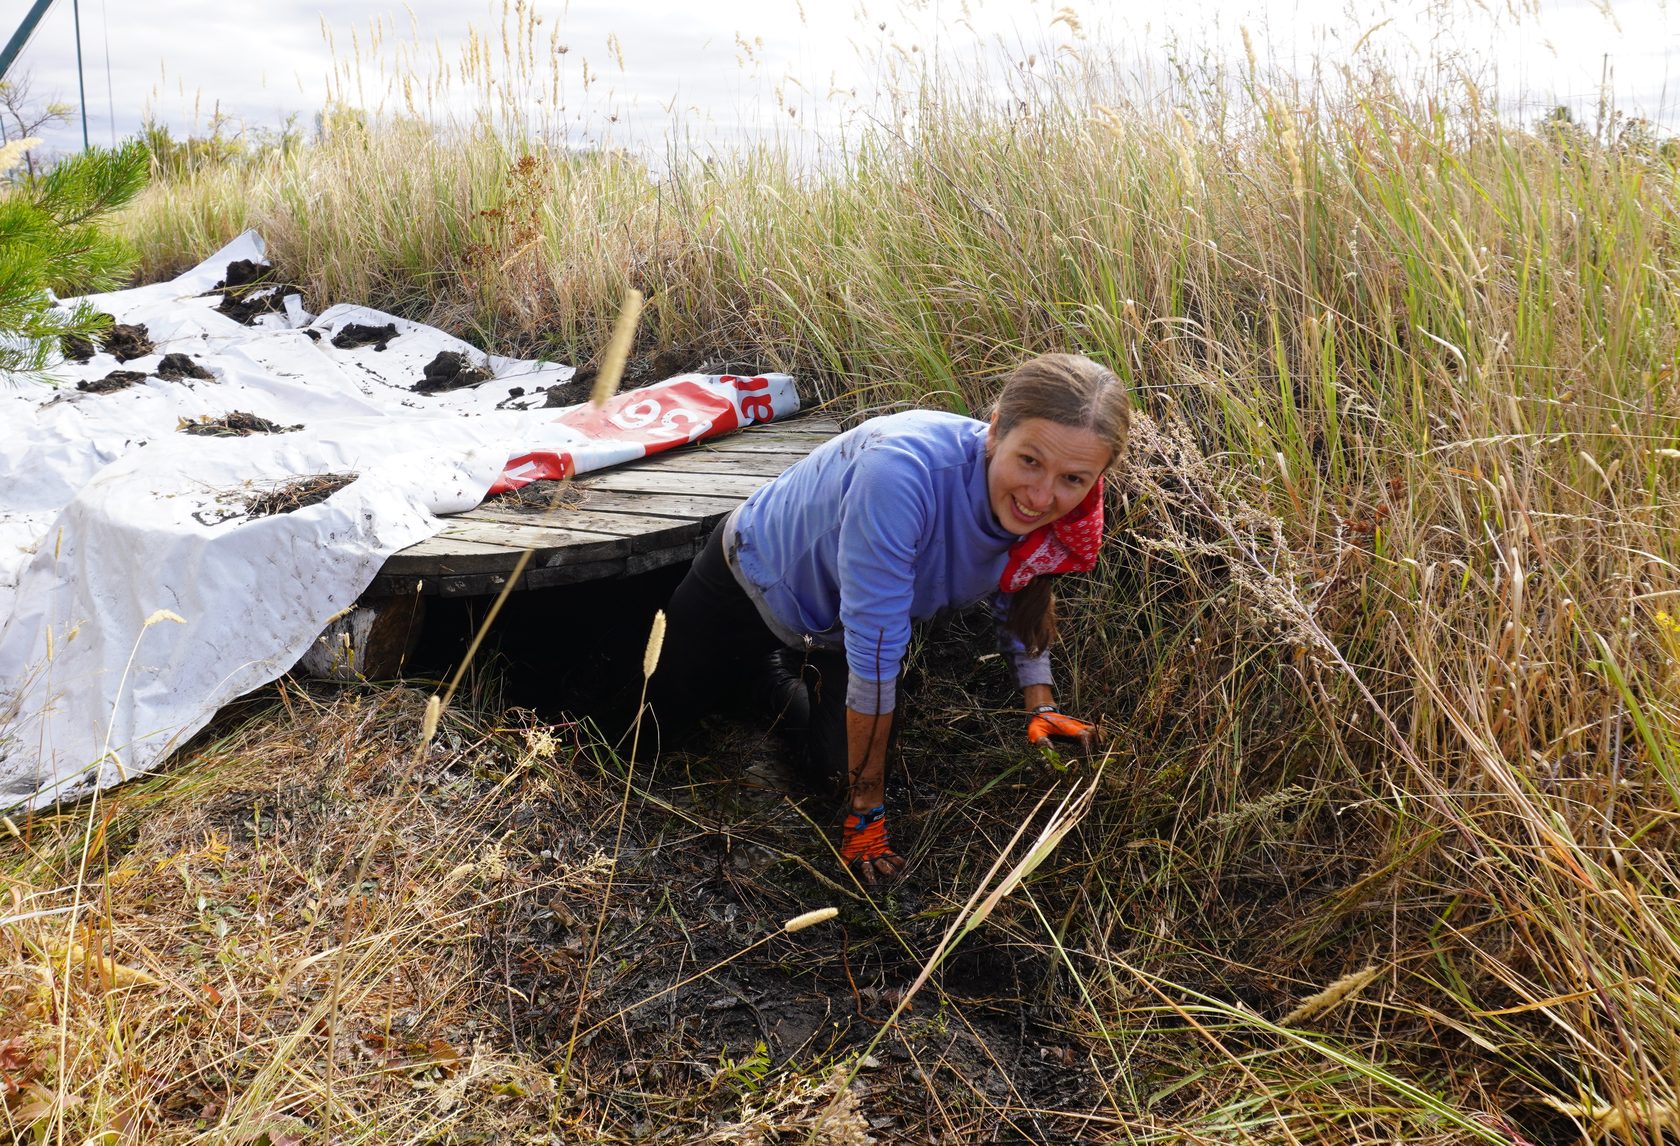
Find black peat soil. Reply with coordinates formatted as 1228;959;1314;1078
211;260;304;326
101;323;155;361
413;350;493;394
77;369;148;394
156;352;216;381
410;587;1111;1142
331;322;400;351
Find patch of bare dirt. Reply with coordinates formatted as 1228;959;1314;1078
0;613;1118;1145
413;350;493;395
463;686;1108;1143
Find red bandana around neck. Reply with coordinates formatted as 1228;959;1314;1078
999;481;1105;592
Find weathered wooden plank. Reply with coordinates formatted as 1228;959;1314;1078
381;535;529;576
430;517;629;563
375;541;703;597
701;435;833;455
582;469;773;499
628;449;809;478
556;487;747;523
624;541;705;577
703;421;841;447
464;503;702;551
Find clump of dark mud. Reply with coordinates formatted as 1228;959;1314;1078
209;260;303;325
60;332;97;363
155;353;216;382
101;323;154;362
413;350;493;395
539;379;592;409
332;322;400;351
217;288;292;325
180;412;302;437
214;259;273;291
77;370;147;394
242;473;357;517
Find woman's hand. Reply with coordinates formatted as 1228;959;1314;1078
1027;704;1098;755
841;804;904;883
843;708;904;883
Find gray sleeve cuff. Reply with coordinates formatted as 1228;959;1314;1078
1011;648;1053;690
846;671;898;714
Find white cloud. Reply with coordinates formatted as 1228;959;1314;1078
5;0;1674;156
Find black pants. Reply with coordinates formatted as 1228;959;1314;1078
648;525;896;791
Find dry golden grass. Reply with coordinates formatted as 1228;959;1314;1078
23;5;1680;1141
1;688;619;1143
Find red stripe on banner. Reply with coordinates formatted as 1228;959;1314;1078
487;450;574;495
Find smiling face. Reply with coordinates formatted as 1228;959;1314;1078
985;416;1113;535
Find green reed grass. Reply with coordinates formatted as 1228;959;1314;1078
91;8;1680;1141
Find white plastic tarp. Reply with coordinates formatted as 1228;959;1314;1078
0;232;799;810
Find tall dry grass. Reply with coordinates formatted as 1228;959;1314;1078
41;5;1680;1141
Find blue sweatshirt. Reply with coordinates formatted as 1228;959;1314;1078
725;410;1054;713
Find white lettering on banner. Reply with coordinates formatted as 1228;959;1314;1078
727;375;775;424
662;407;712;441
610;398;715;441
611;399;661;430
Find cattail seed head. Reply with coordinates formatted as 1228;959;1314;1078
783;907;838;933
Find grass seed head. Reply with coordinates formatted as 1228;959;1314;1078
420;694;442;744
642;609;666;679
783;906;839;933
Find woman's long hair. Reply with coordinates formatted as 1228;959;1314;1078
990;353;1131;655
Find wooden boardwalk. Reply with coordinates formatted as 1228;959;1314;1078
368;414;841;598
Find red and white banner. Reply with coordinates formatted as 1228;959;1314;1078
490;373;797;493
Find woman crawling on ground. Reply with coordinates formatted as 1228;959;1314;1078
650;352;1130;882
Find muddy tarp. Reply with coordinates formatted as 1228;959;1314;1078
0;232;799;810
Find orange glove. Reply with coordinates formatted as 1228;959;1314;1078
1027;704;1096;755
840;804;902;882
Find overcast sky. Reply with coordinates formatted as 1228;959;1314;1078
6;0;1678;156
